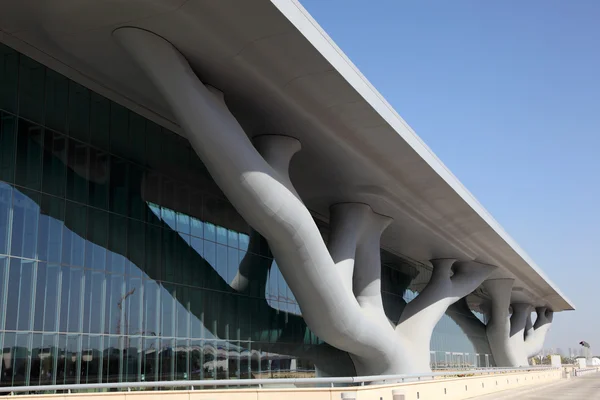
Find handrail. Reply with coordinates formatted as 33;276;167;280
0;366;560;394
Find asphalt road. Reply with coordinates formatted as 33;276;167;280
471;374;600;399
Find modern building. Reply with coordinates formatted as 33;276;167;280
0;0;573;388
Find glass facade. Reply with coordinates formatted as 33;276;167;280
0;43;490;387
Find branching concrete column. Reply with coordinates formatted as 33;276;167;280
447;298;493;358
483;279;554;367
114;27;497;376
484;279;515;367
395;260;496;372
525;307;554;358
509;303;533;366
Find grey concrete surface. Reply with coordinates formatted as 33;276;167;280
471;374;600;399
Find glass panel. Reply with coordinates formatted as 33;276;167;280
67;81;90;142
189;190;203;237
0;44;19;113
62;201;86;267
109;103;129;158
44;69;69;133
162;229;178;283
83;269;105;334
90;92;110;150
33;262;47;332
39;333;58;385
105;274;126;335
161;284;175;338
5;259;35;331
189;340;203;380
10;188;39;259
145;223;161;280
15;119;43;190
0;112;17;183
103;335;123;383
161;130;189;178
145;122;162;170
159;338;174;381
228;247;239;284
143;279;160;337
127;219;144;277
175;339;189;380
61;335;81;384
0;183;12;255
82;335;103;384
175;286;190;339
85;207;108;270
88;147;109;209
216;243;228;282
4;258;19;329
42;130;67;197
12;333;32;386
43;264;60;332
141;337;159;382
125;276;142;336
204;240;216;288
190;237;204;287
124;336;141;382
109;157;129;215
38;194;65;263
107;213;127;274
128;164;145;221
189;288;204;340
18;55;45;124
67;268;83;333
59;266;71;332
66;138;89;203
128;112;146;165
0;256;7;330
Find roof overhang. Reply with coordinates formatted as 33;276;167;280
0;0;574;311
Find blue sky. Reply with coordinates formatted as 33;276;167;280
299;0;600;352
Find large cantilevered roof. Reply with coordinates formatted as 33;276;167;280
0;0;574;311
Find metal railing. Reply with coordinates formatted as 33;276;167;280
0;366;560;395
574;367;600;377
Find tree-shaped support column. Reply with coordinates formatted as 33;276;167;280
114;27;496;375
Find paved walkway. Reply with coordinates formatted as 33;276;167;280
471;374;600;399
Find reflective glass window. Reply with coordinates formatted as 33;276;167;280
0;112;17;183
0;183;12;254
128;164;145;221
90;92;110;150
83;269;105;334
0;256;6;329
67;81;90;142
0;44;19;113
62;201;86;267
104;274;125;335
15;119;43;190
88;147;109;209
66;138;89;203
18;55;45;124
109;157;129;216
44;69;68;133
107;213;127;274
42;131;67;197
42;264;60;332
10;188;39;259
127;219;145;277
109;103;129;159
85;207;108;270
37;194;64;263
